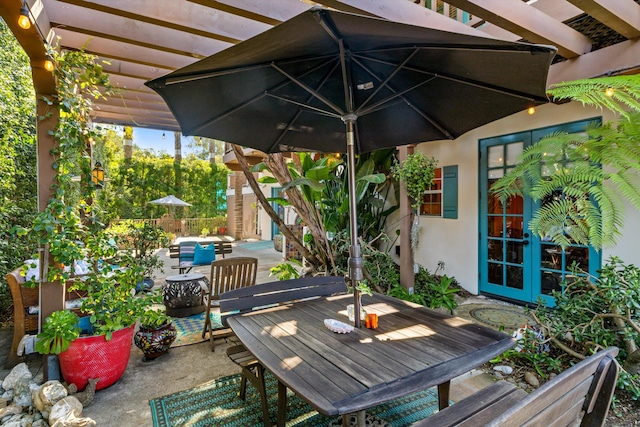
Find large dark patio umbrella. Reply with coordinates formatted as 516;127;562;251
146;8;556;327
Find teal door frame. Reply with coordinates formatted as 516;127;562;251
270;187;282;238
479;118;602;305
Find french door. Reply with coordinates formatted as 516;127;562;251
479;119;601;306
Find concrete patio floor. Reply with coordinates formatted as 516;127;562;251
0;239;511;426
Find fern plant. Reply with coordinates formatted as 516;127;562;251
492;75;640;249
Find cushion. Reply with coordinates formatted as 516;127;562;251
193;243;216;265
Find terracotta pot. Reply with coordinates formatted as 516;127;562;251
58;325;135;391
134;322;177;360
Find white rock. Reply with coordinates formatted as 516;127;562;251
13;378;33;407
33;420;48;427
0;404;23;420
37;381;68;412
2;390;15;401
49;396;83;425
493;365;513;375
2;415;23;427
0;397;7;408
3;364;32;390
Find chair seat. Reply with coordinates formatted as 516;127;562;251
227;344;260;368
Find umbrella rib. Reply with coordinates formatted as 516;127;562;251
264;93;342;119
267;60;342;153
271;63;345;116
351;56;454;140
356;52;548;103
358;49;419;112
163;64;271;86
185;58;341;135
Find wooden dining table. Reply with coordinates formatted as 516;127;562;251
227;292;515;427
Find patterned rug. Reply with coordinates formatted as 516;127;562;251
150;371;440;427
171;312;223;347
454;303;534;332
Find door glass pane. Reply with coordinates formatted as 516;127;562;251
506;142;523;165
541;271;562;295
542;244;563;270
566;247;589;271
506;194;523;214
488;180;503;214
505;216;523;238
506;265;524;289
488;146;504;168
488;239;503;261
488;262;503;285
488;216;503;237
507;241;523;264
488;169;504;179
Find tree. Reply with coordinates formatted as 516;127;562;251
492;75;640;249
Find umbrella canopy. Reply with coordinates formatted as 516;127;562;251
149;195;192;207
146;8;556;326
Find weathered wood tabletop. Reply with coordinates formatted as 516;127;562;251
227;293;514;426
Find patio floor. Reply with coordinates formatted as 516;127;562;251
0;240;518;426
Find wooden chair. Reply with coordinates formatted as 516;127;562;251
6;268;87;368
201;257;258;351
413;346;619;427
220;276;347;427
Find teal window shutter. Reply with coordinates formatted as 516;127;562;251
443;165;458;219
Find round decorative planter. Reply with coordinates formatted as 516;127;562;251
134;322;177;360
58;324;135;391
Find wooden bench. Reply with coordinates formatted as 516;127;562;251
413;346;619;427
169;240;233;273
6;267;88;368
220;276;348;427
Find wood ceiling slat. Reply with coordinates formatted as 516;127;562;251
566;0;640;39
52;29;196;71
186;0;307;25
42;0;232;59
446;0;593;58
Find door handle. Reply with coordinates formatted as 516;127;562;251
523;240;530;246
523;233;530;238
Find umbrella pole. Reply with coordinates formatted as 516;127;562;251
345;118;363;328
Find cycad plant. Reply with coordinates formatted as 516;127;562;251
491;75;640;249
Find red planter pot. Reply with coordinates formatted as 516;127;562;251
58;325;135;391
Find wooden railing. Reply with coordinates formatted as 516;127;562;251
127;217;228;237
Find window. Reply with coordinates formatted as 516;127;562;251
420;168;442;216
419;165;458;219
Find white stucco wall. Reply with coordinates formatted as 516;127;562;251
413;100;637;295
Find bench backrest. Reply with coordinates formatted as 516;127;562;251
220;276;347;327
492;346;619;427
175;241;232;262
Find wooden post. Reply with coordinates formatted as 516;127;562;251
399;145;416;292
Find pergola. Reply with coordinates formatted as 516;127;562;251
1;0;639;319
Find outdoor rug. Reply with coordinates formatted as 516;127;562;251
171;312;223;347
454;303;534;332
150;371;440;427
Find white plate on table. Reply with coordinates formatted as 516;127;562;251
324;318;354;334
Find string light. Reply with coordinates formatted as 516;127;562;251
162;132;166;140
44;55;54;72
605;88;614;97
18;1;31;30
527;107;536;115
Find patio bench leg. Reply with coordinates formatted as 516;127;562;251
255;364;271;427
438;381;451;410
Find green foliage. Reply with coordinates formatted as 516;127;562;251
389;283;427;305
414;265;459;312
548;74;640;119
108;220;169;278
533;257;640;399
391;153;438;211
35;310;80;355
201;227;210;236
139;306;171;329
0;20;38;316
269;259;302;281
492;75;640;250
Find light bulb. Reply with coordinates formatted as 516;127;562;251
527;107;535;115
605;88;614;97
44;58;54;72
18;3;31;30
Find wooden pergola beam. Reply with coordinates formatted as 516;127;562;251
447;0;593;58
566;0;640;39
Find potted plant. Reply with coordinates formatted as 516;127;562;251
134;307;177;361
22;47;155;391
